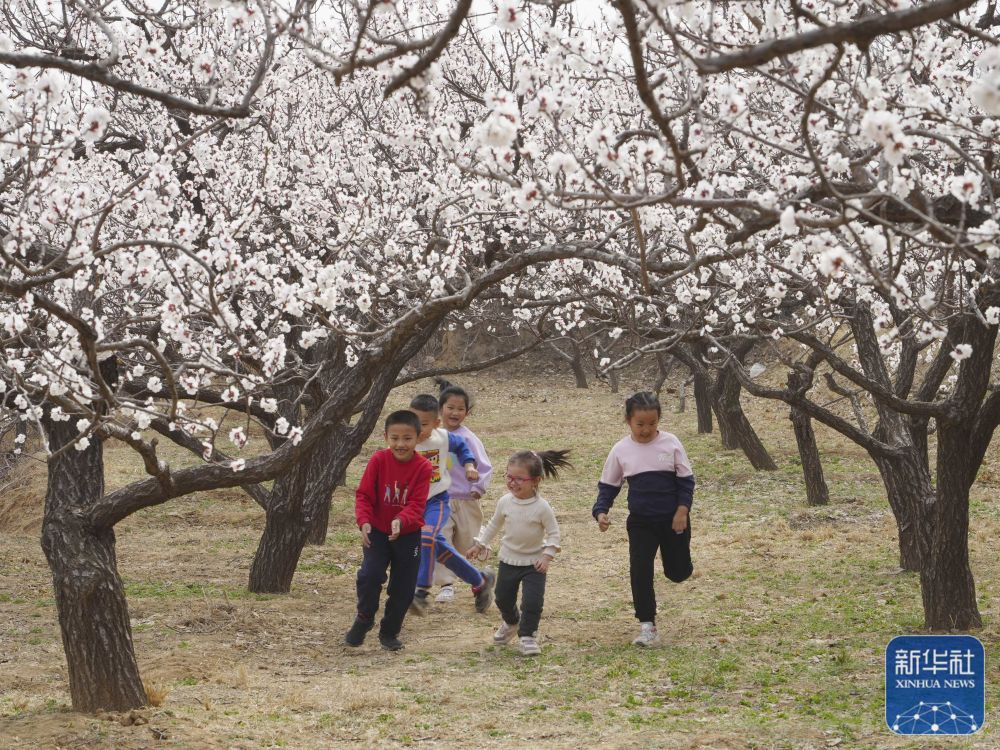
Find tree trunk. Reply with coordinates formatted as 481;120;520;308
249;433;349;590
920;423;981;630
249;452;312;593
693;372;713;433
41;419;145;712
652;353;674;396
304;492;332;546
570;342;588;389
714;371;777;470
249;504;311;593
608;367;620;394
871;450;932;572
789;404;829;506
305;448;344;546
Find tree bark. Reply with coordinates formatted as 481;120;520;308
714;370;777;470
305;448;344;546
693;372;713;433
304;490;332;546
921;422;981;629
608;367;620;394
871;450;932;572
570;341;589;389
789;397;829;506
41;419;146;712
249;447;313;593
652;353;674;396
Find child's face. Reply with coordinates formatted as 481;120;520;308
385;423;419;461
412;409;440;443
440;395;469;431
627;408;660;444
505;462;540;499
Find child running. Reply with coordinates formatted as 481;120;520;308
345;410;432;651
409;393;495;615
432;378;493;604
468;449;570;656
592;392;695;647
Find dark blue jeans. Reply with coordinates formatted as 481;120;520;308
356;529;420;638
495;561;546;637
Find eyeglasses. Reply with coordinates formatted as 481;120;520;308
505;473;535;484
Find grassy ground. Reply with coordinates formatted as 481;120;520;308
1;372;998;749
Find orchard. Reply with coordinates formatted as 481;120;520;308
0;1;997;747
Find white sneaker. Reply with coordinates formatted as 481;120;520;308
493;621;517;645
518;635;541;656
435;585;455;603
633;622;660;647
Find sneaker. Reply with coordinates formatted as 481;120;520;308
344;618;373;647
633;622;660;647
493;621;518;645
409;590;430;617
379;633;404;651
518;635;541;656
473;569;496;613
435;585;455;604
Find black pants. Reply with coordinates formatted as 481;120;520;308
494;561;546;637
627;515;693;624
356;529;420;638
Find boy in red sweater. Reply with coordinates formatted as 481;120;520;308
345;410;433;650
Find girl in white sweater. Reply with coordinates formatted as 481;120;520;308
468;449;569;656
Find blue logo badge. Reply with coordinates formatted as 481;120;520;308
886;635;984;735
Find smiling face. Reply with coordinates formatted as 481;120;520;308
440;394;469;431
505;461;540;499
412;409;440;443
385;423;419;462
627;408;660;444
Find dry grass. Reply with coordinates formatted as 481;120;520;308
142;682;170;708
0;371;998;749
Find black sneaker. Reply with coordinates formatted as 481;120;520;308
379;633;404;651
344;618;373;647
474;569;496;613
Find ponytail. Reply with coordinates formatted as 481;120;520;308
508;449;572;479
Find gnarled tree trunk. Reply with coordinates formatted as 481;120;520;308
570;340;589;389
713;370;777;470
41;419;145;712
921;422;981;629
652;353;674;396
788;378;829;505
871;450;932;573
693;372;712;433
249;441;317;593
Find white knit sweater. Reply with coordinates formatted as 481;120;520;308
475;492;562;566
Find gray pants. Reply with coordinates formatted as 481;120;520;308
495;561;546;637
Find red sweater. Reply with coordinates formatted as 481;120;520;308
355;449;432;535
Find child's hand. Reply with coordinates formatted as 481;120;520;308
672;506;689;534
596;513;611;532
389;518;402;541
470;490;482;500
533;555;552;573
360;522;372;547
466;542;485;559
465;464;479;482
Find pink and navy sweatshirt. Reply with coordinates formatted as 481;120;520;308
592;431;695;521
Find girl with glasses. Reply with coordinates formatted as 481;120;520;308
467;449;569;656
